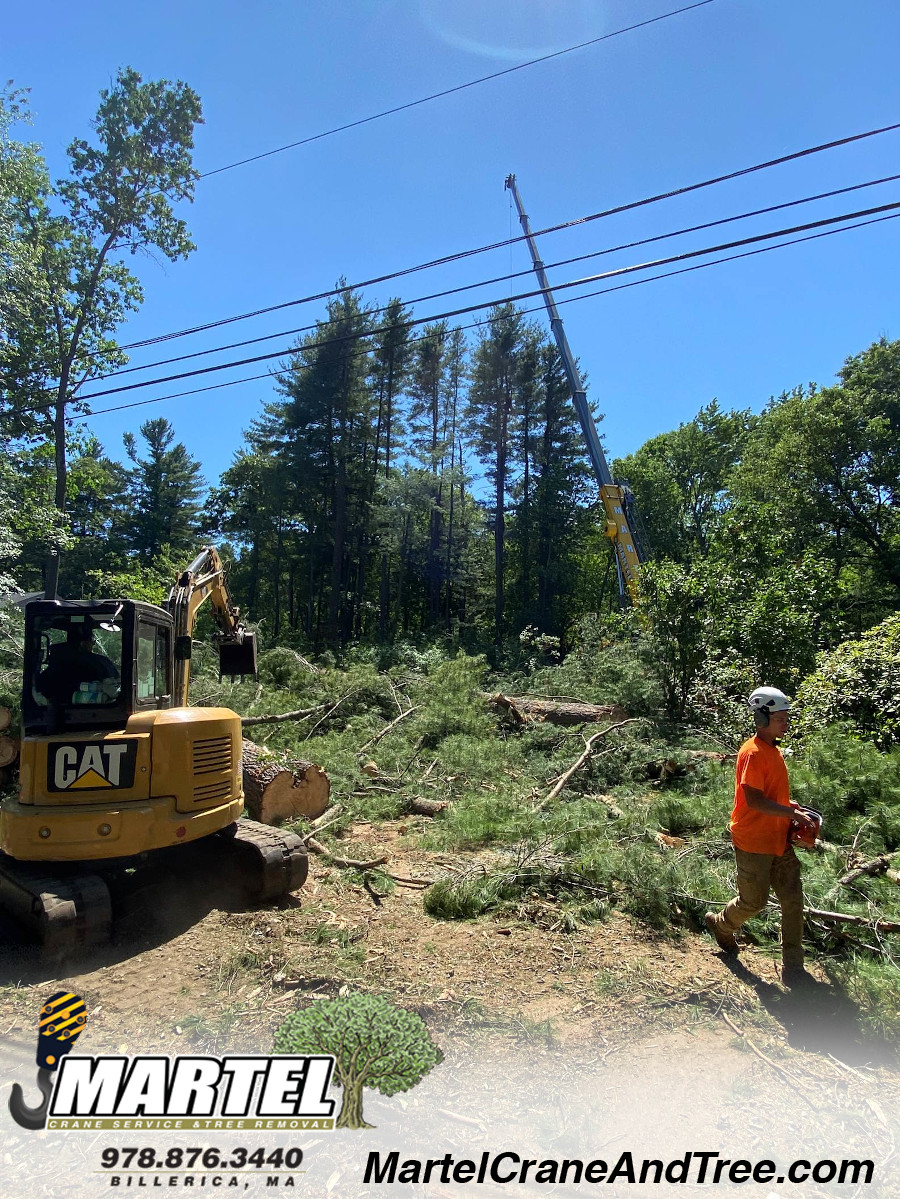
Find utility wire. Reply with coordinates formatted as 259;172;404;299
92;172;900;383
198;1;718;180
48;198;897;409
76;208;900;423
120;119;900;352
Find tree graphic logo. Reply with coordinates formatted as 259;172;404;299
273;992;443;1130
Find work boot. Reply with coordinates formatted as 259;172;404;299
781;965;814;989
704;912;738;955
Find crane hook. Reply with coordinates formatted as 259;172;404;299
9;1067;54;1130
8;990;87;1130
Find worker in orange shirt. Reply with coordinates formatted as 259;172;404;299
705;687;818;988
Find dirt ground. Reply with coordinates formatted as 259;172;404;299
2;819;899;1195
0;819;895;1061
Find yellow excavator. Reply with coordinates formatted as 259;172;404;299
0;548;308;953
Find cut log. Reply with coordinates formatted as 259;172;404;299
406;796;450;816
0;735;19;768
0;706;11;732
241;738;330;825
490;693;629;726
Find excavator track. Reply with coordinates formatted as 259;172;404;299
212;818;309;902
0;822;307;955
0;854;112;957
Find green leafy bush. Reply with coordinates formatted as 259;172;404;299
788;727;900;849
795;614;900;750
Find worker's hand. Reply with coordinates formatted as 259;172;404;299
790;806;817;831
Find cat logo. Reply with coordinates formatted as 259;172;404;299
47;741;138;793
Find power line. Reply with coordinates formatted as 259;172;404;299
47;197;897;412
119;117;900;354
93;172;900;384
198;1;718;180
76;208;900;423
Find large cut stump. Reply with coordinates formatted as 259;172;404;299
241;738;330;825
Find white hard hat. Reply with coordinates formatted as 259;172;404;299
748;686;791;713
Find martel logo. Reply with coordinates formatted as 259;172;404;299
47;741;138;792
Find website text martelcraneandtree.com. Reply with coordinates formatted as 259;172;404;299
363;1150;874;1187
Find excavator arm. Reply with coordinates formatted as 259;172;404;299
166;547;257;706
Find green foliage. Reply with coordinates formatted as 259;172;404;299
795;614;900;750
614;400;752;561
787;726;900;848
409;652;492;747
122;419;205;562
1;67;202;539
826;954;900;1042
634;559;712;721
274;993;442;1129
83;546;184;605
527;613;662;712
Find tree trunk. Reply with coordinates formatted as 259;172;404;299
241;739;330;824
336;1078;373;1129
490;694;629;726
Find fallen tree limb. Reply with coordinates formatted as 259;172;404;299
242;738;330;823
0;706;11;733
592;793;624;819
804;907;900;934
309;804;343;830
357;706;418;753
241;704;327;728
837;854;896;887
301;813;344;843
646;749;735;782
490;693;628;726
305;837;390;871
539;719;644;807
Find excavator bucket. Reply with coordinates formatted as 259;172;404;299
218;632;258;680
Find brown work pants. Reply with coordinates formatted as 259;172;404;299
719;845;804;968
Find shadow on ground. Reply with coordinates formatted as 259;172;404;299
0;864;300;988
718;952;895;1067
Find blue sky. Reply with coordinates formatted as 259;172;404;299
5;0;900;489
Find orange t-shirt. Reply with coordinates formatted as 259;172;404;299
730;735;792;856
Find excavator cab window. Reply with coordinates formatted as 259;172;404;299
24;605;126;734
136;620;171;706
23;599;175;734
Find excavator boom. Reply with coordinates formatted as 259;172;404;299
504;174;645;601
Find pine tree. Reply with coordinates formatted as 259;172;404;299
123;418;205;563
466;304;526;642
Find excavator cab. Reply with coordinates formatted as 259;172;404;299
23;600;174;736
